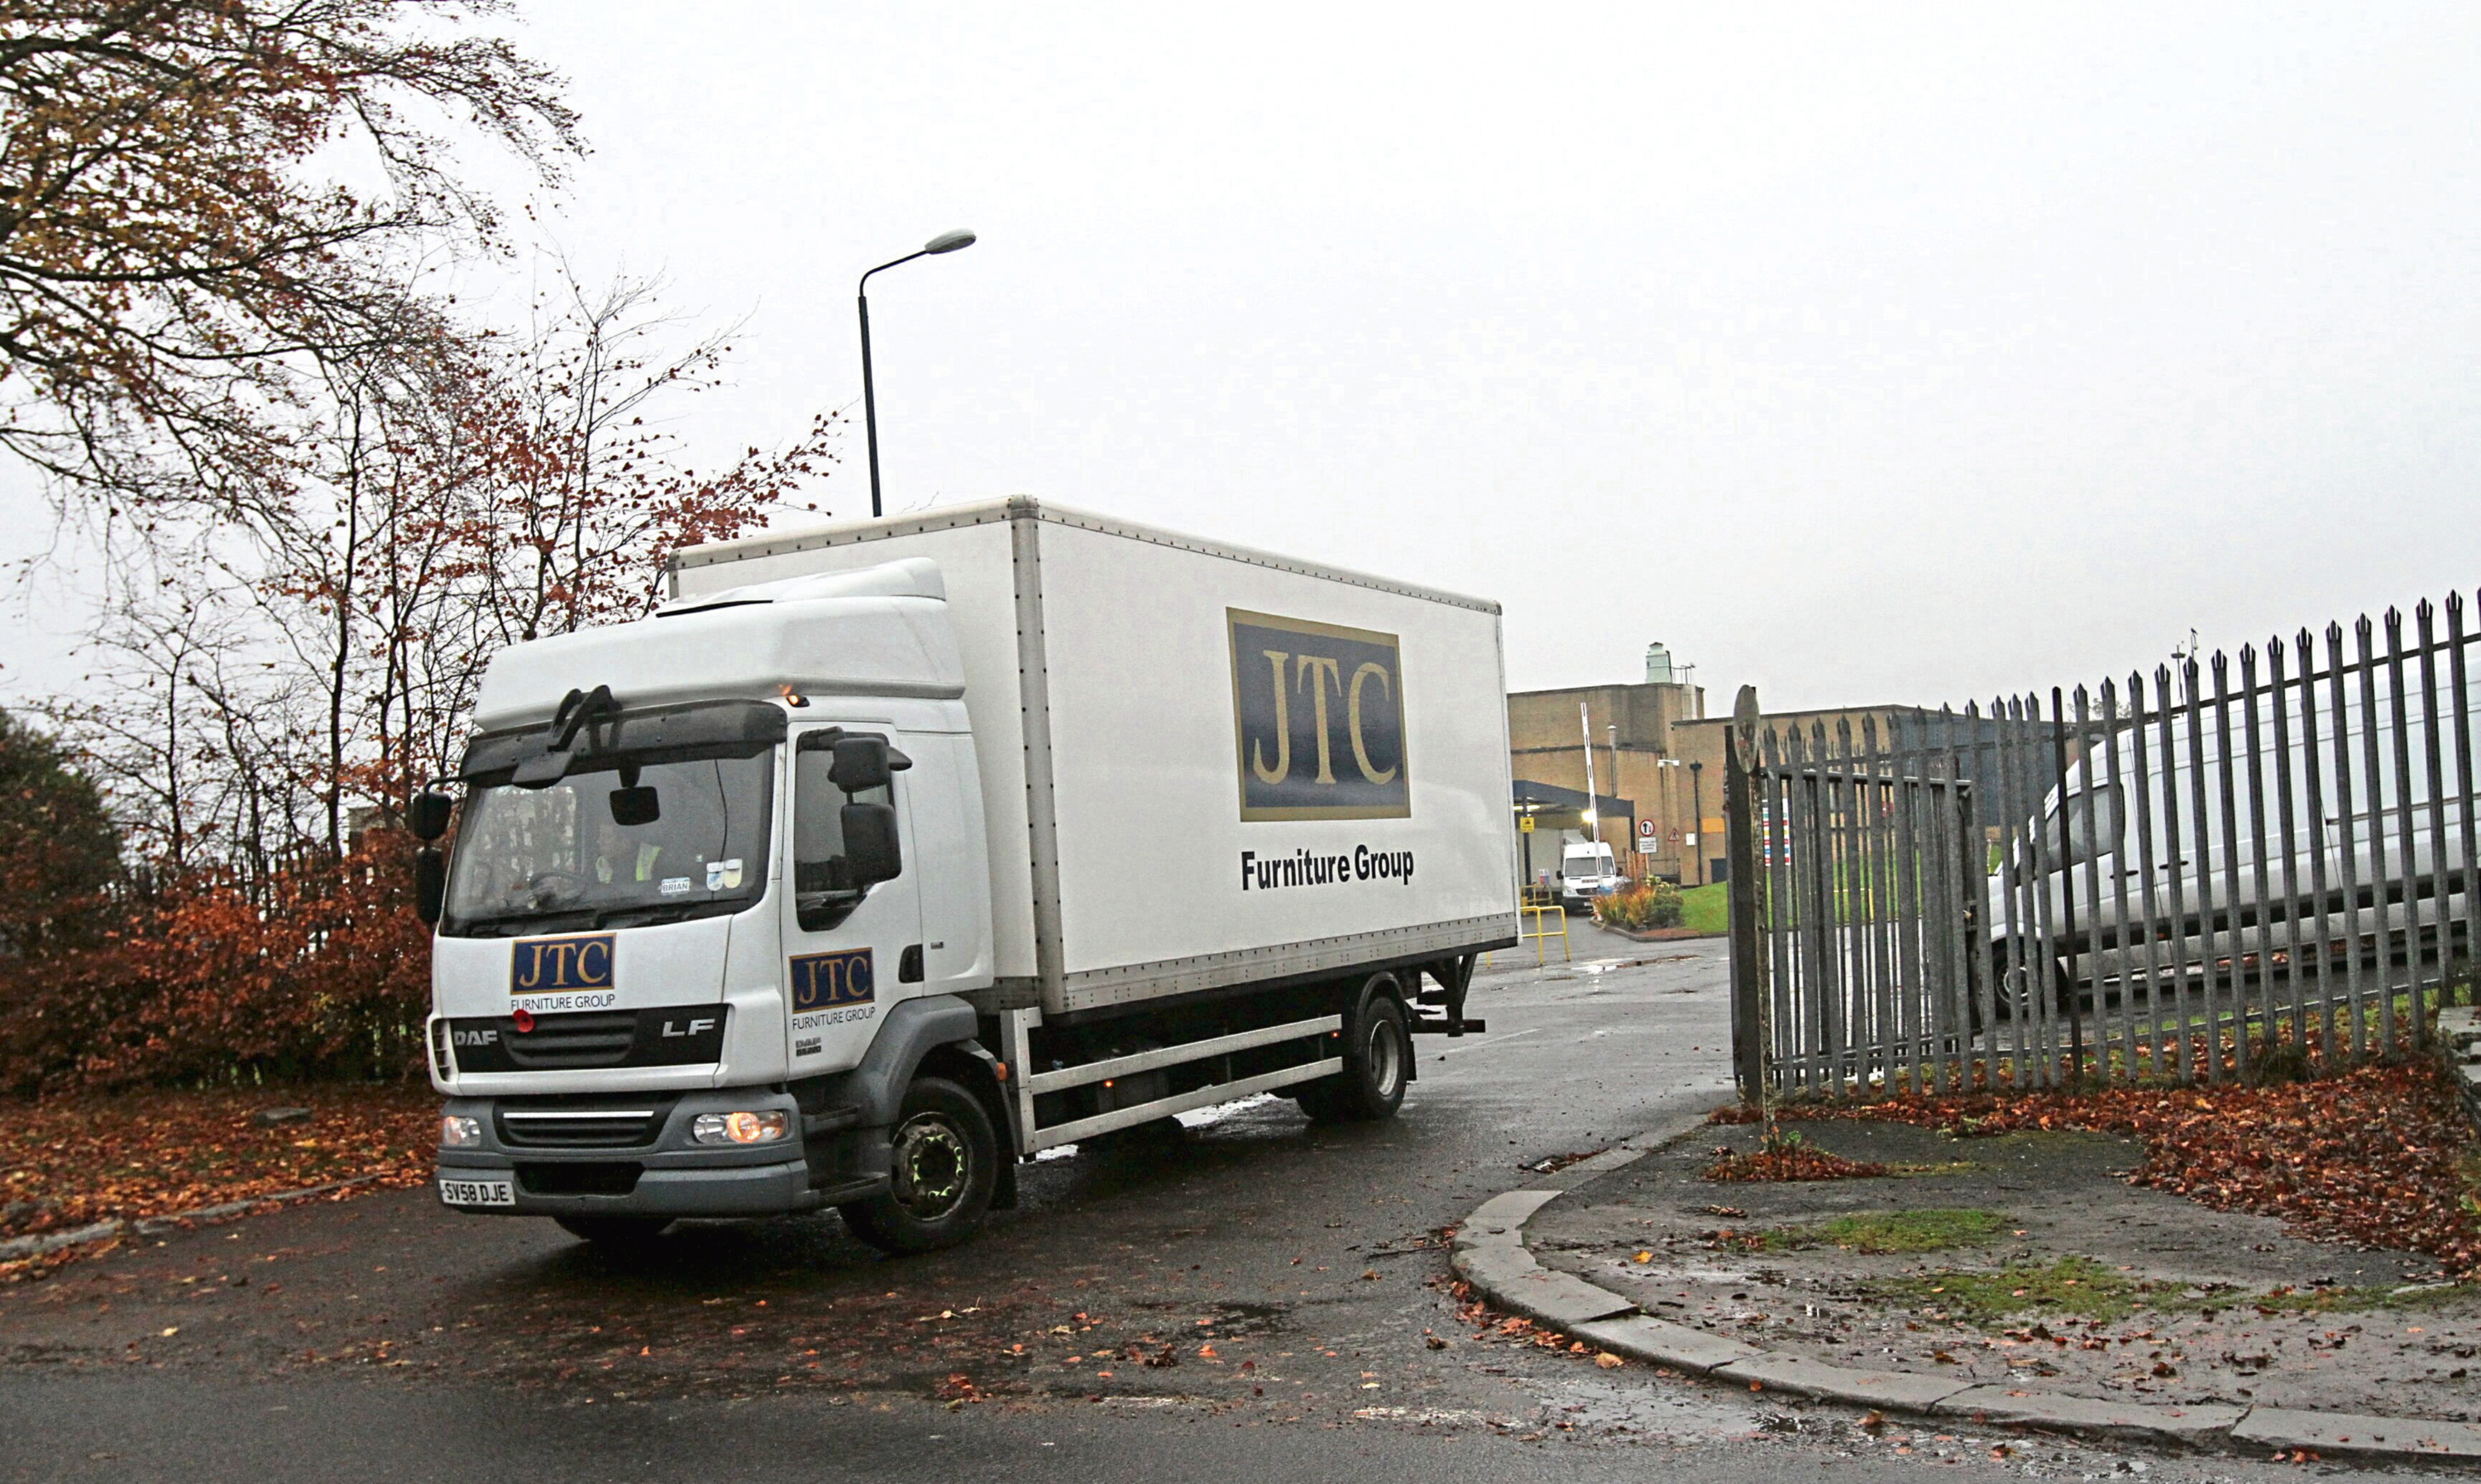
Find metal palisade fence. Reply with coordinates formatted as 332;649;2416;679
1723;594;2480;1101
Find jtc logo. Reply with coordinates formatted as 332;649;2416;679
790;948;875;1011
1227;608;1410;822
509;933;615;995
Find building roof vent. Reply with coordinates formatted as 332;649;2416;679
1644;642;1675;685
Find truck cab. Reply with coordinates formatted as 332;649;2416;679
423;560;1011;1252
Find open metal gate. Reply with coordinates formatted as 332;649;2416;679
1723;699;1984;1096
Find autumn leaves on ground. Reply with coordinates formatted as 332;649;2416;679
1714;1052;2481;1280
0;1084;438;1281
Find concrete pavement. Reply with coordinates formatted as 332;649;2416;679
0;938;2440;1481
1451;982;2481;1465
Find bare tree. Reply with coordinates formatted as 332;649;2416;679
0;0;579;511
52;270;847;875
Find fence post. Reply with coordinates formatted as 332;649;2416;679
2052;687;2087;1083
1727;685;1767;1103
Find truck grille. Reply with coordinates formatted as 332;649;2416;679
497;1103;673;1149
445;1006;729;1072
504;1011;636;1069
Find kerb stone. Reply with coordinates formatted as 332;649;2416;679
1936;1386;2244;1444
1713;1353;1977;1411
1451;1242;1540;1295
1567;1314;1763;1375
1491;1268;1638;1329
2233;1406;2481;1460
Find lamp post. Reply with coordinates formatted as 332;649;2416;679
1689;758;1706;886
1607;723;1622;877
858;229;976;518
1578;702;1601;846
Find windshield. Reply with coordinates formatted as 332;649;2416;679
442;747;774;937
1565;850;1613;877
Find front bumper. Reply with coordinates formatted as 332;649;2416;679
434;1086;887;1219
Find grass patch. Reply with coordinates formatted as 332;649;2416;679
1730;1208;2006;1255
1679;882;1728;934
1886;1159;1981;1179
2241;1281;2481;1316
1805;1208;2006;1253
1873;1257;2481;1329
1872;1256;2144;1324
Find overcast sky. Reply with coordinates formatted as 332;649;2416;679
9;2;2481;713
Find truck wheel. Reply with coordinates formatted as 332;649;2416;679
553;1214;673;1247
1301;994;1411;1124
841;1076;997;1255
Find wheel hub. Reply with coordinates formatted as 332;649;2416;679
1367;1017;1403;1095
891;1114;968;1219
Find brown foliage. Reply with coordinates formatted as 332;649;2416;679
0;830;432;1093
1702;1143;1890;1182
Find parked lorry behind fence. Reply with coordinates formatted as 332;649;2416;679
413;499;1516;1251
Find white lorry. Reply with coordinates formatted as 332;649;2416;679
412;499;1517;1251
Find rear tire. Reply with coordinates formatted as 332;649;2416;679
840;1076;997;1255
553;1214;673;1247
1300;992;1411;1124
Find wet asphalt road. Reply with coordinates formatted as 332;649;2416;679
0;936;2426;1482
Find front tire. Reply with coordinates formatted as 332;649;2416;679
1300;992;1411;1124
841;1076;997;1255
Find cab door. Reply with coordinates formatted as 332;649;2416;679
780;723;925;1074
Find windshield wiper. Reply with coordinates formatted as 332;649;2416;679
595;902;709;929
446;908;597;939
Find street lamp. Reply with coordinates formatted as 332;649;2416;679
858;229;977;518
1689;759;1705;886
1656;756;1682;880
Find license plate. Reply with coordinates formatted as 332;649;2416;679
437;1176;514;1207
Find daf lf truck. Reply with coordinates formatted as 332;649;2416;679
414;499;1518;1252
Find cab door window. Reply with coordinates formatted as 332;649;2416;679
792;729;907;931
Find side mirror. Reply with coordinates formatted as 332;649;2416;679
829;736;901;792
409;791;454;842
415;847;447;925
609;785;661;828
840;802;902;886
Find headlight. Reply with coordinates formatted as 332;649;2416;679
439;1114;482;1148
692;1109;790;1145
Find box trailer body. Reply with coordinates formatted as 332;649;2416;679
665;499;1518;1018
421;499;1517;1252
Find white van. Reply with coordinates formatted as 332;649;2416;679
1559;840;1623;913
1996;685;2474;1020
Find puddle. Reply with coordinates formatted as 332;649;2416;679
1178;1093;1280;1129
1527;1374;1778;1443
